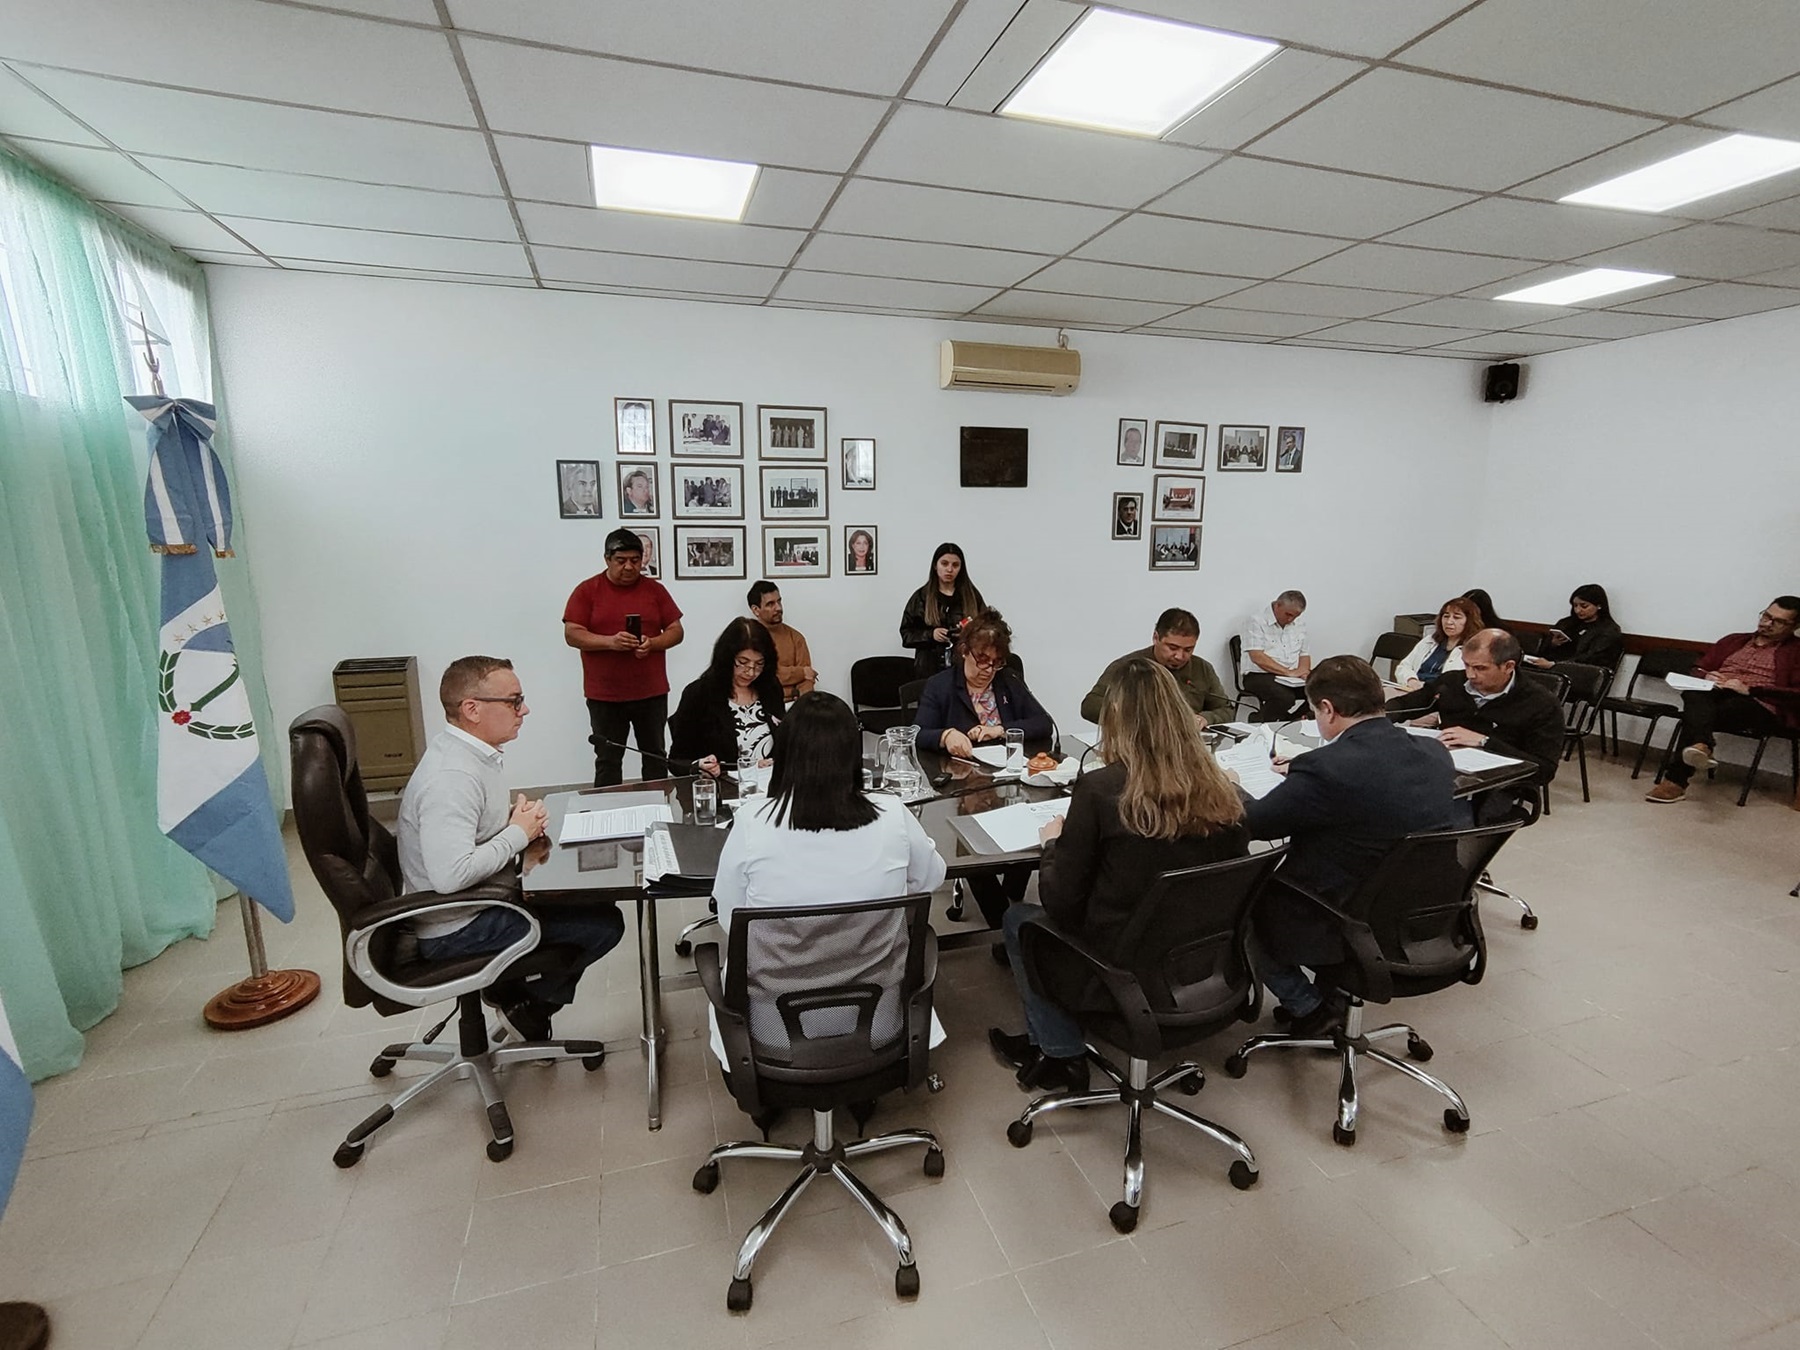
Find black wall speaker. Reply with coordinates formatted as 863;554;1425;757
1483;362;1521;403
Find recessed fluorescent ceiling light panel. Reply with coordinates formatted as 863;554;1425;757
1560;133;1800;212
589;145;759;221
1495;268;1674;306
1001;8;1280;138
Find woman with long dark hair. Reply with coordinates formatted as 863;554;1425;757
669;618;785;778
899;542;986;678
1530;583;1623;670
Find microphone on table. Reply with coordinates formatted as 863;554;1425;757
581;733;710;783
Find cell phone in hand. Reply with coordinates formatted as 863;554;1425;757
625;614;642;638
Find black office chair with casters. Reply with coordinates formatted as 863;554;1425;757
1370;630;1419;680
1224;811;1528;1145
1471;787;1543;929
850;656;917;734
692;893;944;1312
1596;648;1692;778
288;706;605;1167
1006;849;1287;1234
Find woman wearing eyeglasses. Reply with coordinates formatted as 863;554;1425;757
670;618;786;779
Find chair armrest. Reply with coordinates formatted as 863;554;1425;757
904;928;939;1094
1018;917;1157;1043
346;887;540;1008
1269;878;1393;1005
694;942;763;1116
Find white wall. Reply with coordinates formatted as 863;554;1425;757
208;269;1493;793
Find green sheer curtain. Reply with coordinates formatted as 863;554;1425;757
0;149;263;1080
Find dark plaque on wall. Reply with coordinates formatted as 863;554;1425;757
959;426;1028;487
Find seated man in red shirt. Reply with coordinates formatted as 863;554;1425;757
1646;595;1800;803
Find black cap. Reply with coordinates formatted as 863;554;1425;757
604;527;643;557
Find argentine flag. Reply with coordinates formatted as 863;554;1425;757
134;396;294;922
0;995;27;1209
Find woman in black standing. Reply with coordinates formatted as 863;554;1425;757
899;542;986;680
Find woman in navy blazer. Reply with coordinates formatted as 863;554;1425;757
914;609;1053;755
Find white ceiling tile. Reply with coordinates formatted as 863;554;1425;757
907;0;1034;105
517;200;805;266
1128;0;1479;58
0;65;103;144
22;70;501;192
5;138;190;208
1;0;472;124
1250;70;1659;192
1380;198;1677;261
1017;259;1250;305
1608;281;1800;319
187;249;274;267
446;0;956;96
822;179;1118;253
1706;73;1800;140
143;159;517;238
1306;319;1484;347
1285;242;1537;293
1516;311;1704;339
458;38;886;172
1202;280;1422;318
857;104;1220;208
1148;308;1329;337
1425;332;1599;355
1508;125;1800;220
101;204;253;253
1723;195;1800;234
947;0;1083;113
1396;0;1800;116
1379;295;1575;328
1743;263;1800;288
1165;50;1368;152
533;247;779;297
795;234;1049;288
219;218;532;275
1275;337;1418;352
268;0;439;20
271;257;534;286
1576;222;1800;282
770;297;963;319
1076;214;1346;277
1153;157;1474;238
971;292;1190;328
774;271;999;312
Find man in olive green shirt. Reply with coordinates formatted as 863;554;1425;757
1081;607;1233;725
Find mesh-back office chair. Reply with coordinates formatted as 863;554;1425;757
692;894;943;1312
1370;631;1419;681
1654;695;1800;807
1596;648;1692;778
1554;661;1613;804
1007;850;1287;1233
289;707;605;1166
1225;811;1527;1145
850;656;917;734
1471;786;1543;929
1227;635;1259;718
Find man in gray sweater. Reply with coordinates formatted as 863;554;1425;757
397;655;624;1041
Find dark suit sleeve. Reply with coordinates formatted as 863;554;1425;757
913;672;956;751
1484;692;1564;783
1242;756;1335;841
1038;778;1104;930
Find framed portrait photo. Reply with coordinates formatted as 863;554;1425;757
614;397;655;456
555;459;602;519
674;525;746;580
844;525;878;576
1275;426;1306;473
763;525;830;579
1150;524;1201;571
1218;424;1269;471
616;461;659;520
1153;421;1206;469
1151;474;1205;523
669;400;744;458
671;462;744;520
1111;492;1143;540
760;464;828;520
1117;418;1147;466
841;437;876;489
759;404;828;461
631;526;662;579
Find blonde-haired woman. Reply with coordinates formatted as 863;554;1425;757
988;657;1249;1092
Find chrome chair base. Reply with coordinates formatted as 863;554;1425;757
1006;1049;1257;1234
1477;872;1537;929
693;1108;942;1312
1225;1000;1470;1147
673;912;719;957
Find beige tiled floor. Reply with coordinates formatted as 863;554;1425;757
4;756;1800;1348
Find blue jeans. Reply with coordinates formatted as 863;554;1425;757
416;899;625;1008
1261;963;1322;1018
1002;903;1086;1059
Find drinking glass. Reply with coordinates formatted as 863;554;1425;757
691;775;717;825
1004;728;1026;776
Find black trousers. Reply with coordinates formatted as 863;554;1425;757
963;866;1033;927
587;694;669;787
1664;690;1784;785
1242;672;1308;722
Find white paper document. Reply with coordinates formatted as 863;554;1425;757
558;803;672;845
969;797;1073;853
969;745;1010;767
641;825;679;882
1403;724;1442;739
1274;675;1306;687
1663;673;1711;692
1448;747;1524;773
1215;742;1285;800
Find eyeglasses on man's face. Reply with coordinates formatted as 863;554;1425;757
469;694;526;712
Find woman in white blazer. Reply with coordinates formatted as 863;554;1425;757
1392;596;1483;691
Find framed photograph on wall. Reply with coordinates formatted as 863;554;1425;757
1151;474;1205;522
632;527;662;579
845;525;878;575
674;525;746;580
1153;421;1206;469
759;405;828;460
1111;492;1142;540
760;465;828;520
669;400;743;457
556;459;602;519
1117;418;1147;466
671;462;744;519
764;525;830;579
1218;424;1269;471
615;397;655;455
1275;426;1305;473
1150;525;1201;571
616;462;659;519
842;438;876;489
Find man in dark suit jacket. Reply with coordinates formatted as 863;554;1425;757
1405;629;1564;788
1244;656;1464;1036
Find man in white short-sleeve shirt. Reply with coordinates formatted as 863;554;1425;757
1242;590;1312;722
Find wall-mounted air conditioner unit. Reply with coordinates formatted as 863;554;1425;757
939;339;1081;396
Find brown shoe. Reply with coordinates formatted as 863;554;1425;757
1646;780;1686;803
0;1302;50;1350
1679;742;1717;771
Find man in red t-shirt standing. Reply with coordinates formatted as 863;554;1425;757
564;528;686;786
1647;595;1800;803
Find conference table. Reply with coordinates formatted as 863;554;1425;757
521;727;1537;1131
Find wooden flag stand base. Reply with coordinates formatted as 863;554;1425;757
204;894;321;1030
